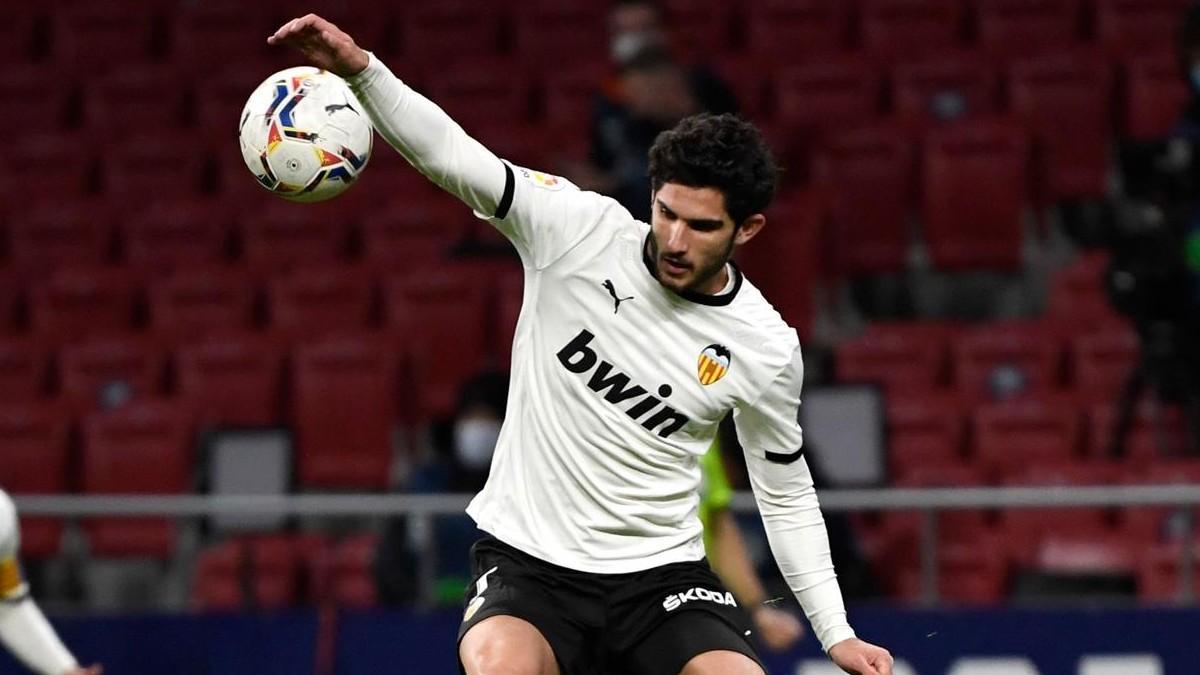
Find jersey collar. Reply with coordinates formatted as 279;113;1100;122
641;233;743;307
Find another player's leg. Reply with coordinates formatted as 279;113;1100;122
460;615;560;675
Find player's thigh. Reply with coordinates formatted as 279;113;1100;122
678;650;764;675
460;614;561;675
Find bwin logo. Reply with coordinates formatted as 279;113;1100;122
662;587;738;612
556;329;689;439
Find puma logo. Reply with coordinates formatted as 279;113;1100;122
324;97;360;116
602;279;634;314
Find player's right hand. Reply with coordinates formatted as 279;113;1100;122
267;14;369;79
64;665;102;675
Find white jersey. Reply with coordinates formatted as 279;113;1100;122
0;491;27;602
348;53;856;651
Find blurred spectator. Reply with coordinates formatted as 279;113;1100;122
565;0;737;221
375;371;508;606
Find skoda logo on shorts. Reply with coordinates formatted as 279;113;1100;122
662;587;738;612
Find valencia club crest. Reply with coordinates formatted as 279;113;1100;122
697;344;731;385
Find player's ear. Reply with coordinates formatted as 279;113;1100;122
733;213;765;246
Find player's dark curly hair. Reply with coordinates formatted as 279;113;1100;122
647;113;778;226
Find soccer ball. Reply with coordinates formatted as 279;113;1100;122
238;66;373;203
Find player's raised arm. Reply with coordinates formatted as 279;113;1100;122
268;14;510;223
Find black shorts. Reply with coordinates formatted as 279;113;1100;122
457;535;764;675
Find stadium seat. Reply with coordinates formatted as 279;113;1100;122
398;1;504;66
0;339;51;403
709;55;772;121
660;0;736;62
421;63;535;134
733;191;822;341
0;402;70;558
0;276;18;335
48;3;158;73
813;123;915;278
921;118;1031;271
888;463;989;543
167;4;277;74
29;268;138;341
358;196;469;268
246;535;301;609
1095;0;1193;56
1034;533;1136;575
836;326;946;393
0;66;75;134
6;204;113;271
238;202;349;273
100;136;209;200
81;66;188;139
1120;51;1192;141
892;53;999;125
58;336;167;411
193;65;275;145
11;134;97;203
121;200;232;270
190;540;245;611
951;321;1064;401
1120;460;1200;544
884;392;969;480
146;268;257;339
1046;251;1124;327
775;58;885;133
538;61;609;131
1137;542;1200;602
382;269;491;421
0;9;39;63
511;3;607;68
975;0;1084;56
1086;401;1193;462
1068;327;1138;405
997;459;1116;564
1006;50;1115;201
81;399;195;558
292;335;398;489
893;530;1010;603
974;401;1083;477
266;266;374;337
315;534;379;608
175;333;285;427
743;0;853;58
860;0;966;56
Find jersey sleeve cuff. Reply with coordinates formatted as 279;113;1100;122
820;625;858;653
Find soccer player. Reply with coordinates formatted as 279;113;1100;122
0;491;101;675
270;14;893;675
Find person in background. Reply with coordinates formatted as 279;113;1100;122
0;491;101;675
699;438;805;653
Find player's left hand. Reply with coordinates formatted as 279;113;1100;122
750;605;804;652
64;665;102;675
828;637;893;675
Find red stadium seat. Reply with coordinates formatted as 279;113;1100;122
0;276;18;335
6;204;113;271
0;9;38;63
81;66;188;139
1137;542;1200;601
1086;401;1193;462
661;0;736;62
860;0;966;56
837;327;946;393
893;530;1009;603
175;333;285;427
100;136;209;201
266;266;374;337
421;62;534;132
997;459;1116;564
0;339;51;403
1006;50;1115;200
0;402;70;558
892;54;998;124
398;1;504;66
11;134;96;203
58;336;166;411
1121;51;1191;141
194;65;275;145
1046;251;1123;327
951;321;1064;401
975;0;1084;56
539;62;609;132
974;401;1083;477
734;191;823;341
122;200;232;270
81;400;195;558
709;55;772;121
49;4;157;73
744;0;853;58
511;3;607;68
238;202;348;273
1095;0;1193;56
885;393;969;480
1121;460;1200;545
813;123;915;277
146;268;257;339
921;118;1031;271
382;269;490;421
292;336;398;489
358;197;468;267
29;268;138;341
0;66;75;134
247;535;301;609
1034;533;1136;575
775;58;884;133
1068;327;1138;404
168;4;277;74
325;534;379;608
191;540;245;610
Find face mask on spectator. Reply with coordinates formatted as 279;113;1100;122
454;418;501;470
611;29;665;66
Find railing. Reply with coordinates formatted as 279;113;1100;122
17;485;1200;607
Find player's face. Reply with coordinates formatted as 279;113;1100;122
648;183;764;295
